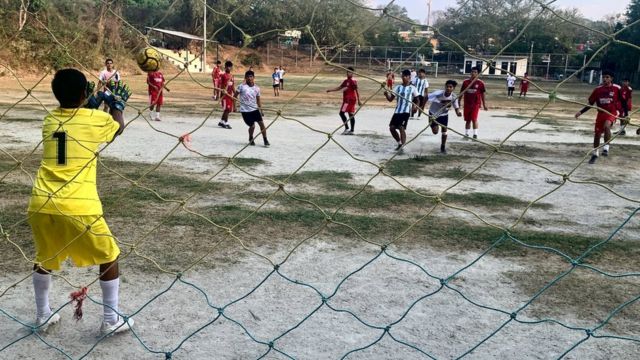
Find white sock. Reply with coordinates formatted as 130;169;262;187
592;149;599;156
603;144;610;152
100;279;119;324
473;129;478;136
156;112;160;120
465;129;470;136
150;111;156;120
33;273;52;318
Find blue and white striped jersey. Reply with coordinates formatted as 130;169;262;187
414;77;429;96
393;84;419;114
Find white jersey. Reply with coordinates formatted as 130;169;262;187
506;75;516;88
237;83;261;113
393;84;419;114
277;69;285;79
428;90;459;116
99;69;121;95
414;77;429;96
410;71;417;85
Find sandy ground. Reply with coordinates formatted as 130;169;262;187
1;105;640;359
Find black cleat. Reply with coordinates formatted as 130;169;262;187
249;138;255;146
218;122;226;128
264;140;270;147
395;143;403;151
440;145;447;154
588;155;598;164
602;150;609;157
473;134;478;139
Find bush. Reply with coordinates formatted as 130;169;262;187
241;53;261;66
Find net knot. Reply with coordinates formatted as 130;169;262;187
384;325;391;332
510;312;517;320
70;287;88;321
324;215;332;222
85;224;91;230
26;89;32;95
562;174;569;182
548;91;557;101
321;296;327;304
218;307;224;315
381;244;387;251
378;165;384;172
176;272;183;279
274;264;280;270
439;278;448;286
268;341;274;348
585;329;593;337
165;352;173;359
571;259;580;267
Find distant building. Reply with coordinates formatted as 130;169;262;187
463;55;528;76
397;30;434;42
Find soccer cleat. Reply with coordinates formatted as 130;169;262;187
346;130;355;135
341;128;350;135
602;149;609;157
35;312;60;332
440;145;447;154
637;128;640;135
473;134;478;139
249;139;255;146
616;130;626;136
588;155;598;164
264;140;270;147
100;316;134;336
224;123;232;129
218;122;226;128
154;118;161;122
395;143;403;151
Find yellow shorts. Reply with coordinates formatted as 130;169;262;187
29;212;120;271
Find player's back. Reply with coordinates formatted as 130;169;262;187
28;108;120;215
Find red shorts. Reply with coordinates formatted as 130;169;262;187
386;79;393;88
463;106;480;122
149;92;163;106
595;116;615;133
214;78;221;89
341;98;356;113
221;96;234;112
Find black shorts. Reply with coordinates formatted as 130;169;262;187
241;110;263;126
429;112;449;128
389;113;410;129
416;95;425;107
273;84;279;88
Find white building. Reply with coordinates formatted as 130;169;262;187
463;55;528;76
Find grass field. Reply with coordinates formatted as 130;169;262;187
1;69;640;359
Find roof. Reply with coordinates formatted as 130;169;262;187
146;27;217;42
464;55;528;61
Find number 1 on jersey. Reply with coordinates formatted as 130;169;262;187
53;131;67;165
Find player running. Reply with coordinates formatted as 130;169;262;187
236;70;270;147
218;60;235;129
575;70;626;164
326;66;362;135
427;80;462;154
617;78;633;135
385;69;418;151
411;68;429;119
28;69;134;335
459;66;488;139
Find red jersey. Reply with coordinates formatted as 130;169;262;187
588;84;623;122
621;84;633;114
340;78;358;101
212;66;221;81
220;72;235;97
147;71;164;93
520;77;529;90
461;78;486;108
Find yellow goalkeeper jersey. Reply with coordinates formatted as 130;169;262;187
28;108;120;215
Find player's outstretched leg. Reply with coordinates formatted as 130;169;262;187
257;121;269;146
348;113;355;134
248;124;256;145
339;112;349;133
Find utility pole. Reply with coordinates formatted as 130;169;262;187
202;0;207;73
426;0;432;27
529;41;534;75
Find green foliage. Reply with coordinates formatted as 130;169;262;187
241;52;262;66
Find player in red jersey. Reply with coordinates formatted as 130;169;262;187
211;60;222;100
147;70;165;121
218;61;235;129
617;78;633;135
575;70;626;164
459;67;488;139
519;72;530;98
326;66;362;135
386;69;395;89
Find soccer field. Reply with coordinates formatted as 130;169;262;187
1;71;640;359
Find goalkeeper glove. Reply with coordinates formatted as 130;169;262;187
103;81;132;111
84;81;104;109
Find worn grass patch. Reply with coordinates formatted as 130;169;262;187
386;154;473;177
271;171;364;191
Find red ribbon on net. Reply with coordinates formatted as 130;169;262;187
70;287;88;321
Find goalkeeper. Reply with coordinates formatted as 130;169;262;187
27;68;135;336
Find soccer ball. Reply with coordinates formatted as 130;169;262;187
136;47;161;72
